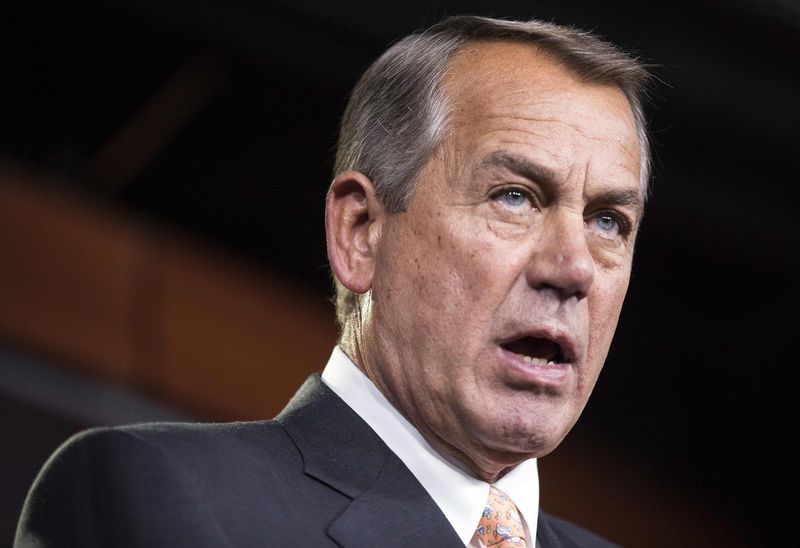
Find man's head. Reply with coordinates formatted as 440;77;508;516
326;16;650;481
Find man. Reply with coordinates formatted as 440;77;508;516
16;15;650;547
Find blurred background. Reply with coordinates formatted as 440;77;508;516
1;0;798;546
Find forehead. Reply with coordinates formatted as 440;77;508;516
444;40;635;127
439;40;641;190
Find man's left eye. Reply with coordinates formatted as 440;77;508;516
587;214;622;237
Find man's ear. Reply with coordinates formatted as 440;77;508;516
325;171;386;294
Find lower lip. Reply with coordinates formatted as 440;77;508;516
498;347;571;385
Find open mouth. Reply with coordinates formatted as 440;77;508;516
501;336;566;365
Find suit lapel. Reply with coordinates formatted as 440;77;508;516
277;374;385;498
328;452;462;547
277;375;462;548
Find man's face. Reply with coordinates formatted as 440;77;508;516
362;41;643;480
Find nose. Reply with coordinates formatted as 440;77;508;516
525;210;595;300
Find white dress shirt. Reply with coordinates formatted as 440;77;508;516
321;346;540;546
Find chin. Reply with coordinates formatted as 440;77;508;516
476;405;579;459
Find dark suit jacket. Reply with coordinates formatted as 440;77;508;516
15;374;615;547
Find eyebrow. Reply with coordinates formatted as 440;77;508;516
479;150;644;219
480;151;558;187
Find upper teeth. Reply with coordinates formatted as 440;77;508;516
514;352;556;366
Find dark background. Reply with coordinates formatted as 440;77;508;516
2;0;798;545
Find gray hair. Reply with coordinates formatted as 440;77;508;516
332;15;652;329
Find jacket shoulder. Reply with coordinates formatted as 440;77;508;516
15;420;295;548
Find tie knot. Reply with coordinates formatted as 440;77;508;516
474;486;527;547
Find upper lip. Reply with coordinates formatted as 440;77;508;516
497;325;578;364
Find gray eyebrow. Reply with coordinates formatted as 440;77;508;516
597;189;645;220
480;151;558;187
479;150;644;219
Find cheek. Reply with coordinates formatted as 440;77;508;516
430;225;522;311
587;274;630;358
391;218;463;285
373;222;460;327
376;222;497;343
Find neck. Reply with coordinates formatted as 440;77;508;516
341;335;525;484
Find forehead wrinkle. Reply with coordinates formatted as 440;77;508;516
482;113;588;129
481;112;637;162
503;114;640;186
442;43;643;198
485;95;642;185
573;126;640;176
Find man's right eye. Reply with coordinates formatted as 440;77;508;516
493;189;530;208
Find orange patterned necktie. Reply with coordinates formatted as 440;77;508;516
474;486;528;547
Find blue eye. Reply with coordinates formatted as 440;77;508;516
495;189;529;208
597;215;617;232
587;214;622;237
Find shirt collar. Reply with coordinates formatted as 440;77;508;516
321;346;539;546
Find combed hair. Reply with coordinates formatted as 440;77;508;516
333;15;652;329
